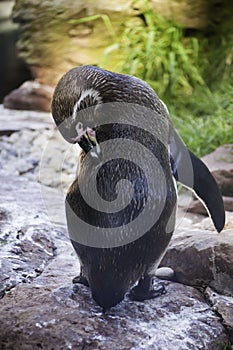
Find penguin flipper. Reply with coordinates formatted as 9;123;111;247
169;129;225;233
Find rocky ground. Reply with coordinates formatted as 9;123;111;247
0;105;232;349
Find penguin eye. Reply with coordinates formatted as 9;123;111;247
76;122;83;133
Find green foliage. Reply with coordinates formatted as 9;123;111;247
202;34;233;88
68;14;116;37
170;84;233;156
104;2;233;156
108;9;206;99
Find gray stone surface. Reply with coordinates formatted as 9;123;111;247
0;174;67;298
0;106;232;348
187;144;233;215
188;196;233;214
202;144;233;197
0;280;229;350
205;287;233;343
0;105;52;134
0;106;79;192
0;165;229;350
161;226;233;296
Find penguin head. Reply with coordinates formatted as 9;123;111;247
51;65;158;155
90;280;127;312
92;288;126;312
51;66;106;157
87;264;131;311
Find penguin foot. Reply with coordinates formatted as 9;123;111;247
129;275;166;301
72;274;89;287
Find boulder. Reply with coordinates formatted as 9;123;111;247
151;0;209;29
12;0;135;86
205;287;233;343
188;196;233;214
161;227;233;296
0;105;52;135
0;106;231;348
0;280;229;350
199;212;233;231
0;106;78;191
0;174;67;298
12;0;227;86
3;81;54;112
0;173;229;349
187;144;233;215
202;144;233;197
1;148;232;348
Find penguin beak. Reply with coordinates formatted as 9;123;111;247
72;122;101;159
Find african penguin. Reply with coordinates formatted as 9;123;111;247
51;65;225;311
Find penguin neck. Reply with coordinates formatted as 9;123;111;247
96;123;137;143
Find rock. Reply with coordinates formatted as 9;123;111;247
0;1;15;19
202;144;233;173
186;144;233;215
151;0;209;29
0;105;232;347
161;227;233;296
205;287;233;343
155;267;176;281
0;175;229;349
3;81;54;112
0;105;52;134
0;105;78;191
0;174;67;298
202;144;233;197
12;0;135;86
214;170;233;197
12;0;229;87
199;211;233;231
0;133;230;348
0;271;229;349
188;196;233;214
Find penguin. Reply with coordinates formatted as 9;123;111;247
51;65;225;311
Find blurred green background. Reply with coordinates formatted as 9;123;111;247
104;2;233;157
1;0;233;156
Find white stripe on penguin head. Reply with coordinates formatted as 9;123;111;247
72;88;102;121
